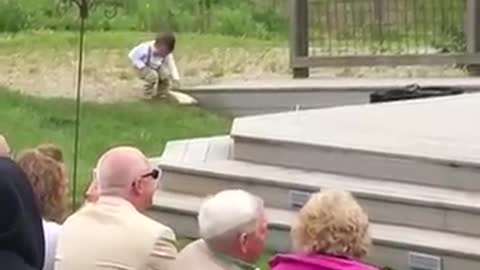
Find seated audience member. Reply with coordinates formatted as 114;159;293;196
0;157;45;270
173;190;268;270
0;134;11;157
269;190;378;270
55;146;177;270
17;149;68;270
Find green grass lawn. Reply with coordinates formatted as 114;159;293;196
0;88;231;201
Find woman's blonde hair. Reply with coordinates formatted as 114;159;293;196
291;190;371;258
36;144;64;163
17;149;68;223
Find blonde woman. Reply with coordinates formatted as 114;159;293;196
17;149;69;270
270;190;379;270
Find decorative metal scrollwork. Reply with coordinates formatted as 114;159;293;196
55;0;74;16
102;0;121;19
55;0;120;19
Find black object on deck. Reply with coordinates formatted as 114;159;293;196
370;84;464;103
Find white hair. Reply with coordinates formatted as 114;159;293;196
198;190;264;240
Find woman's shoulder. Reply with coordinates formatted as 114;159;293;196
269;253;380;270
269;253;317;270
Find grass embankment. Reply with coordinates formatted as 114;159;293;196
0;88;231;198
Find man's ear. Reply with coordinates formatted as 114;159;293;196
131;179;144;195
239;233;249;254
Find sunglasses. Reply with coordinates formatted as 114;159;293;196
141;169;160;180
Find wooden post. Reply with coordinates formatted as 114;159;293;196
290;0;309;78
373;0;384;48
465;0;480;75
205;0;212;30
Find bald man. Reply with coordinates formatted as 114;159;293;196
55;146;177;270
0;135;11;157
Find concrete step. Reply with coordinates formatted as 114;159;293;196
159;136;233;163
155;158;480;237
182;78;480;116
231;93;480;191
148;191;480;270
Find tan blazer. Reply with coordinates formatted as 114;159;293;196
173;240;258;270
55;196;177;270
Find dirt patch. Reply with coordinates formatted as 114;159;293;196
0;48;467;103
0;48;289;102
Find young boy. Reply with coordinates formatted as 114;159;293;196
128;33;180;99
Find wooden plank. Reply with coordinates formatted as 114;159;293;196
169;91;197;105
291;54;480;68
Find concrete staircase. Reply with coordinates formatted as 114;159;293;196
147;93;480;270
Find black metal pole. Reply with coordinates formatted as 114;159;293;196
71;0;88;210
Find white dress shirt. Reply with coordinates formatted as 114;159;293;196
128;40;180;81
43;219;62;270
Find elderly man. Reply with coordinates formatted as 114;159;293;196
173;190;268;270
0;134;11;157
55;146;177;270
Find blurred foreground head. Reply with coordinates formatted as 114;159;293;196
0;134;11;157
95;146;160;211
198;189;268;264
0;157;45;270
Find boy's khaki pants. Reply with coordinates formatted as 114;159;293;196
137;66;171;99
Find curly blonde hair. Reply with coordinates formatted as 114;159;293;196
17;149;68;223
291;190;371;258
37;144;64;163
